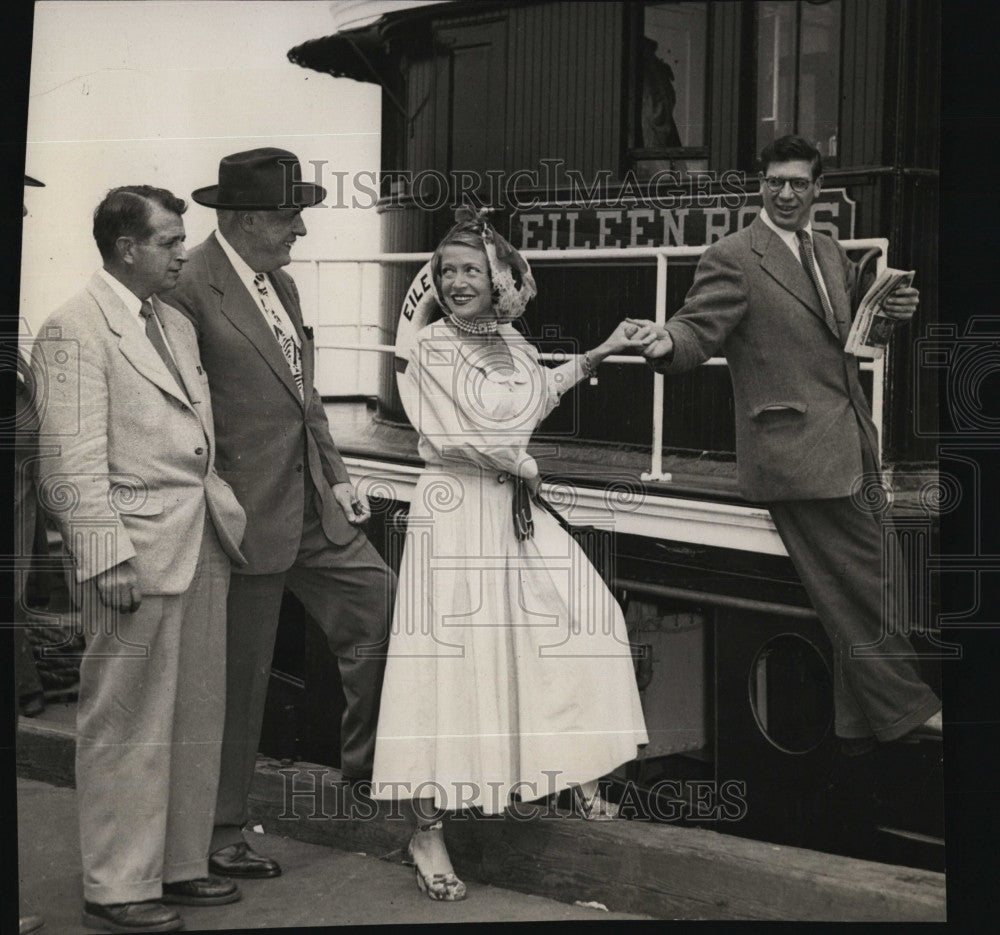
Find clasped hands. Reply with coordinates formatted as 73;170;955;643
608;282;921;359
600;318;673;361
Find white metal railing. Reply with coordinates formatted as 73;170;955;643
295;239;888;483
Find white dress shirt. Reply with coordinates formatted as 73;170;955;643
214;230;301;354
98;268;180;366
759;208;834;311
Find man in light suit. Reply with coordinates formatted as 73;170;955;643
166;149;394;878
630;135;941;750
33;186;248;933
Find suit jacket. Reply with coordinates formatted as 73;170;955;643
654;217;879;502
164;234;357;574
32;272;247;593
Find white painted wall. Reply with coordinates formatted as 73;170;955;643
22;0;384;393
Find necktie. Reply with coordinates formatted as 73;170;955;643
795;229;838;336
253;273;304;398
139;300;188;399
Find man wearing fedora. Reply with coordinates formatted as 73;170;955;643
167;148;394;879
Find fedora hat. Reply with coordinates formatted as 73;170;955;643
192;147;326;210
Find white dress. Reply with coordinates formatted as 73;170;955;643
371;321;648;813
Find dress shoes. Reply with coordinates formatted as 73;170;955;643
209;841;282;879
161;876;241;906
839;736;878;757
899;710;944;743
82;900;182;933
899;724;943;743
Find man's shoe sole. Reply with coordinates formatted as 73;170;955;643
81;911;184;933
209;865;281;879
161;890;241;907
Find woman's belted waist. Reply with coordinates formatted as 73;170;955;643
423;461;515;485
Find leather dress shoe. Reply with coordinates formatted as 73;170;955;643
899;711;944;744
900;724;943;743
209;842;281;879
82;900;182;933
161;876;241;906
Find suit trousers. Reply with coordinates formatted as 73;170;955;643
211;488;395;852
767;496;940;742
76;517;229;904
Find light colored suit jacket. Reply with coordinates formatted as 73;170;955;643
655;217;878;502
32;272;247;593
164;234;357;575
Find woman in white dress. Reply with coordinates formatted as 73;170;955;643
372;207;648;901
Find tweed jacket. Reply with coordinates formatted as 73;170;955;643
654;217;878;501
32;272;247;592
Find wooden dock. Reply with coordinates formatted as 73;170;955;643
16;713;946;922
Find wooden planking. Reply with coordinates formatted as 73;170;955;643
908;0;941;170
883;172;939;464
14;662;946;921
708;2;743;173
15;716;77;789
473;809;946;921
403;53;438;175
840;0;888;168
246;757;946;922
506;1;624;183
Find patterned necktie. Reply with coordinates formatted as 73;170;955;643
139;300;188;399
795;229;838;336
253;273;303;398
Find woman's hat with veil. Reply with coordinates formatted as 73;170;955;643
430;204;537;321
395;204;538;367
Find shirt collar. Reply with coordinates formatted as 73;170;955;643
214;229;262;290
98;268;144;320
759;208;814;254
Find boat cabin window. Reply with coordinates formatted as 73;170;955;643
632;1;710;180
756;0;842;167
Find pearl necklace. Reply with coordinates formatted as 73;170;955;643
444;313;499;335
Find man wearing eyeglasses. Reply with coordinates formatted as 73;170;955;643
628;134;942;752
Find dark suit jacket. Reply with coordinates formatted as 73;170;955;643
654;217;879;502
166;234;357;574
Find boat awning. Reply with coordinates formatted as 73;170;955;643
287;0;454;83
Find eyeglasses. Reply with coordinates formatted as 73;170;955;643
762;176;814;194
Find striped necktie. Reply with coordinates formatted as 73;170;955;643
139;300;188;399
253;273;303;398
795;229;838;336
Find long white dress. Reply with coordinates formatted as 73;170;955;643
371;320;648;813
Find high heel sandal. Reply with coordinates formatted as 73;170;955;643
571;785;618;821
407;821;467;902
